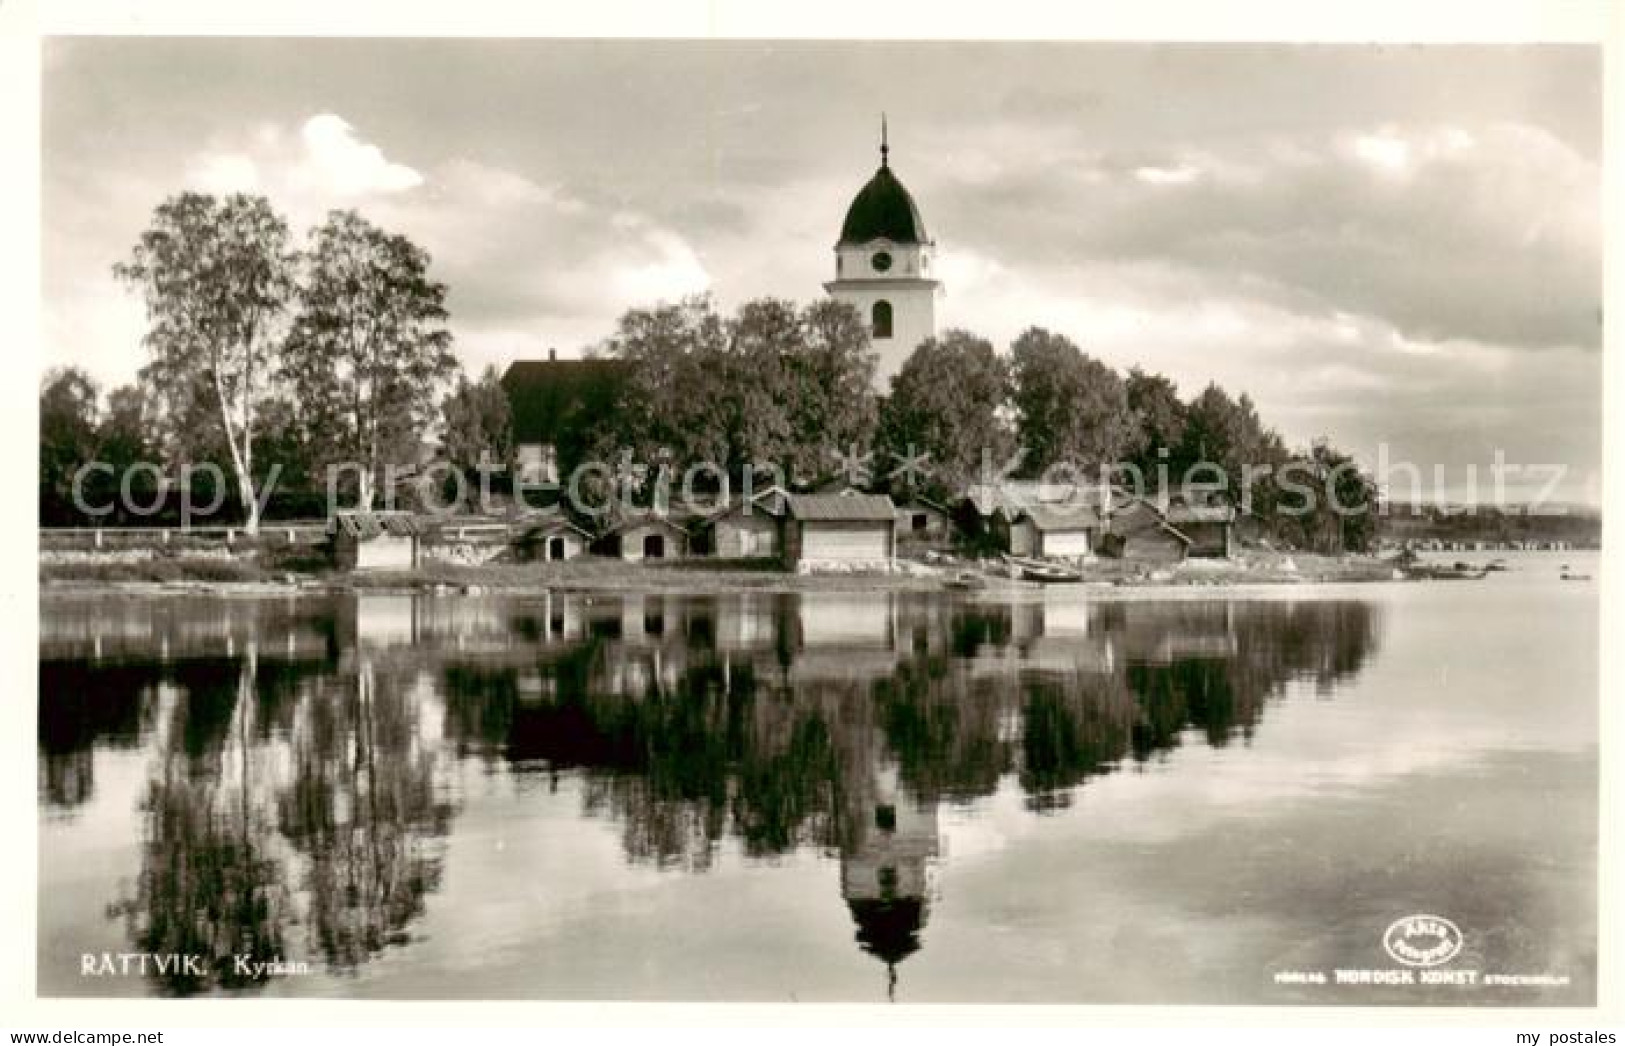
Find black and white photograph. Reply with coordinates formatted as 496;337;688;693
7;3;1619;1031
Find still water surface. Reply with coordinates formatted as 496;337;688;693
38;552;1598;1003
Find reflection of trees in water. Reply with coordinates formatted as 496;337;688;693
97;649;451;993
1018;673;1142;812
440;598;1381;861
446;647;854;869
109;657;290;995
871;657;1008;804
50;592;1379;992
38;661;155;809
277;660;454;970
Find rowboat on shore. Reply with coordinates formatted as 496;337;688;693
1001;554;1084;584
1398;562;1490;581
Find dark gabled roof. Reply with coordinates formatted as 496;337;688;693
788;493;898;522
1016;503;1102;531
1162;502;1237;525
328;511;420;538
519;515;593;539
839;164;929;247
606;512;689;537
894;494;949;514
961;481;1121;519
705;484;790;523
501;358;628;446
1107;500;1194;546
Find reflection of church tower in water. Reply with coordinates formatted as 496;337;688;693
826;116;941;388
839;762;941;1001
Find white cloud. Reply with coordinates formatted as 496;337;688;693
182;112;423;209
609;227;711;305
294;113;423;196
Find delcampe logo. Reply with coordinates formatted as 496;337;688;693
1382;915;1465;968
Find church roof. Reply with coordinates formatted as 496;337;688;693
839;164;929;247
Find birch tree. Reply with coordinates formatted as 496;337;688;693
115;193;295;534
282;210;456;509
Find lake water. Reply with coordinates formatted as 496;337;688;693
37;551;1599;1004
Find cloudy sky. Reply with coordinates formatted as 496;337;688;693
42;39;1601;501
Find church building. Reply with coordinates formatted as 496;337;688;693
826;120;941;387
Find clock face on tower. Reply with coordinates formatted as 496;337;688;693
871;251;893;273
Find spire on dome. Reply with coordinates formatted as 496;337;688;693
837;118;929;246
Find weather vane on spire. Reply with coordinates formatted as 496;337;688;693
880;112;889;167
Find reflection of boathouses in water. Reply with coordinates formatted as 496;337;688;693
40;589;1379;996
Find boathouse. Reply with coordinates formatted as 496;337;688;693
784;493;897;572
1008;503;1102;560
1100;498;1192;564
516;514;593;562
329;510;420;571
894;495;953;547
702;485;789;559
599;513;690;562
1162;500;1236;558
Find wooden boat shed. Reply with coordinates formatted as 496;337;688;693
783;493;898;572
329;510;421;571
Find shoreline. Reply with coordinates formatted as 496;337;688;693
36;550;1442;597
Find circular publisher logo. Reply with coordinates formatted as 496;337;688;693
1383;915;1464;968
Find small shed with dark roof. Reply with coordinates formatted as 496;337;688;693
514;513;594;562
894;495;953;547
597;512;690;562
1100;498;1193;564
700;485;789;560
784;493;897;572
328;510;421;571
1009;502;1103;560
1162;500;1236;558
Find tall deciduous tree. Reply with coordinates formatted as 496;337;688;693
1272;440;1379;554
115;193;295;533
602;296;732;480
1181;382;1284;499
1124;367;1189;483
597;296;880;490
39;367;101;525
785;299;878;482
1009;327;1133;476
880;330;1013;491
282;210;456;508
441;365;514;481
720;298;799;469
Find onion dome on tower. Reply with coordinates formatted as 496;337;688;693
838;119;930;247
824;115;942;388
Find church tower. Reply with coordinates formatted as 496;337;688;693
825;118;940;388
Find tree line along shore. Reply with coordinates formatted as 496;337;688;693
40;188;1514;573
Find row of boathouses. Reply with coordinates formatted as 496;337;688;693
332;481;1236;573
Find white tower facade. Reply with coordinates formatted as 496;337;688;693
825;122;940;389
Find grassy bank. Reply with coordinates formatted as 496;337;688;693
41;557;280;584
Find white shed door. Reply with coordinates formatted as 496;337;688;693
1043;531;1094;558
802;525;889;564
